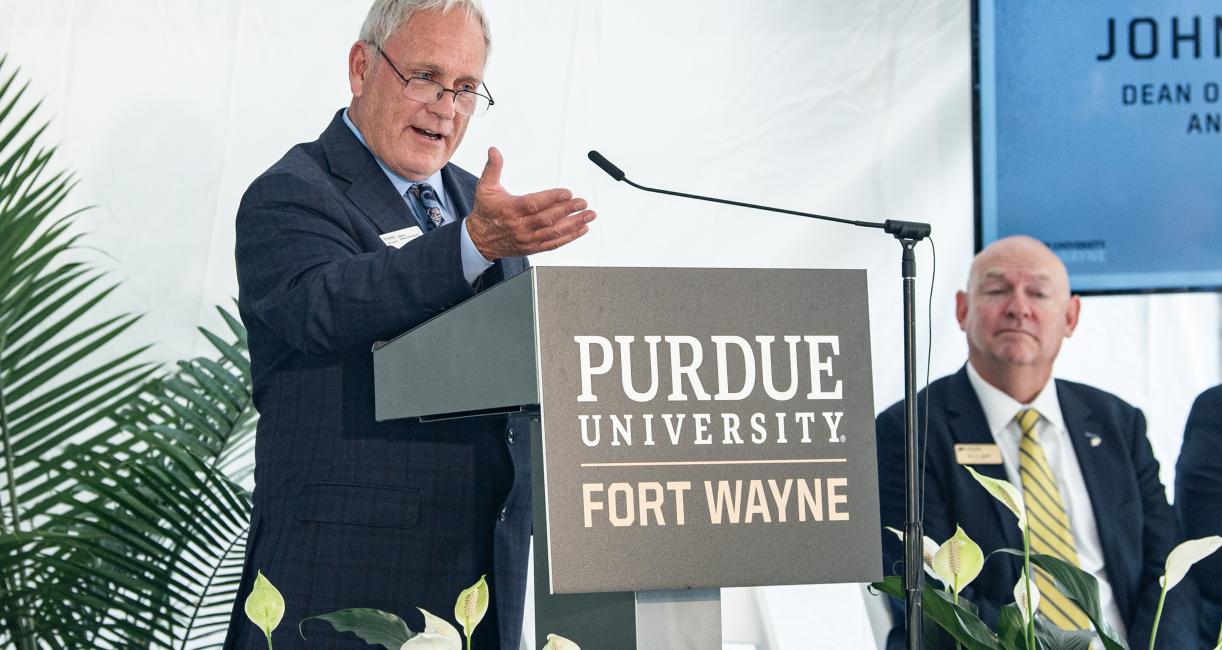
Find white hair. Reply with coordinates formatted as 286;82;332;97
359;0;491;53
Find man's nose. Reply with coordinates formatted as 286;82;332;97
1004;293;1033;319
428;91;458;119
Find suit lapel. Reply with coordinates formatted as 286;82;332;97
1057;381;1122;573
317;115;529;286
319;110;416;235
943;367;1024;551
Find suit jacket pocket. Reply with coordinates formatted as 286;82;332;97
296;482;421;530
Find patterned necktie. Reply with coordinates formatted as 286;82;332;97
408;182;446;230
1016;408;1092;630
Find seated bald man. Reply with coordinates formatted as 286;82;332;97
875;236;1190;648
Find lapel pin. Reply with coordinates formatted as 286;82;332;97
1085;432;1102;447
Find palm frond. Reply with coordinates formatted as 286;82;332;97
0;53;154;650
19;311;256;649
1;52;259;649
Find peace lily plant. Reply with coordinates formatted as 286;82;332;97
874;466;1222;650
244;573;579;650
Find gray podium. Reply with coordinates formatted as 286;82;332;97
372;266;882;650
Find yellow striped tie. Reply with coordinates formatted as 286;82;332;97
1016;408;1092;630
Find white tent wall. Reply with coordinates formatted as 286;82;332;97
2;1;1217;647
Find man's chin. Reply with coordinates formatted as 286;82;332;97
994;349;1042;368
391;156;445;182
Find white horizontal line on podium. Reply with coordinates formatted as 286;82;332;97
579;458;848;467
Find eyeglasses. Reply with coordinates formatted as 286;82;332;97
373;44;495;117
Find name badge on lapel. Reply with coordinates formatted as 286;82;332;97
380;226;423;249
955;443;1003;465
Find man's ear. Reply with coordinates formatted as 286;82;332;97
1063;294;1081;337
349;41;369;97
955;290;969;331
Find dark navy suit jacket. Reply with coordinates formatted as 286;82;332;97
876;366;1190;649
1175;384;1222;647
225;110;531;650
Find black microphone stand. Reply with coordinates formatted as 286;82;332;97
587;151;931;650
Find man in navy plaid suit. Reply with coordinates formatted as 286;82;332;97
225;1;595;648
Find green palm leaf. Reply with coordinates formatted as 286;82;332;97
1;53;257;649
0;54;154;650
30;312;256;648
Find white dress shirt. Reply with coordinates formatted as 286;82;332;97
965;363;1127;642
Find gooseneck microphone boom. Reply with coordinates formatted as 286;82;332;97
586;150;931;240
587;148;932;650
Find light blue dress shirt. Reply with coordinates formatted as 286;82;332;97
342;109;494;284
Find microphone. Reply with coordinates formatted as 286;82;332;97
586;148;928;650
587;147;933;650
585;150;930;240
587;150;624;181
588;148;933;648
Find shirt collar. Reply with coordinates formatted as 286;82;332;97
341;108;446;201
965;362;1065;436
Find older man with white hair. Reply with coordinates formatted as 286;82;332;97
875;236;1191;648
225;1;594;647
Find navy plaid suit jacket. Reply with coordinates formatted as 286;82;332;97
225;110;531;650
876;366;1191;649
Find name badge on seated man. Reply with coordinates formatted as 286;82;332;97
955;443;1003;465
380;226;424;249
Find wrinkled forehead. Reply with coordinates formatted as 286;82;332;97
968;243;1070;293
974;267;1058;287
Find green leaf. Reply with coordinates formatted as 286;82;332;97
871;575;1003;650
0;47;257;650
244;571;285;639
299;608;415;650
201;326;251;374
996;604;1027;649
454;574;489;639
1033;617;1094;650
0;55;166;649
996;549;1126;650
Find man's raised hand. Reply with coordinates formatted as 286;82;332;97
466;147;596;260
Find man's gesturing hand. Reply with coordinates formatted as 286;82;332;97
466;147;596;260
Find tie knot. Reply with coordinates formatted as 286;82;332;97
409;182;439;201
1016;408;1041;437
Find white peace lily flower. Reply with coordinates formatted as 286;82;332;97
886;526;944;587
400;632;461;650
1014;571;1040;625
1161;535;1222;591
400;608;462;650
541;633;581;650
421;608;461;641
932;526;985;595
454;575;490;639
243;571;285;639
966;466;1026;531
